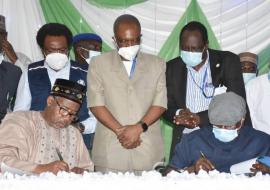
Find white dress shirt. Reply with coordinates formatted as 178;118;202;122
14;60;96;134
2;52;32;71
246;73;270;134
122;60;133;77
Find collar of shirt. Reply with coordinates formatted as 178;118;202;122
44;59;71;87
122;60;133;77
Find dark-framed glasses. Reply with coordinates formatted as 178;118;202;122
53;96;79;121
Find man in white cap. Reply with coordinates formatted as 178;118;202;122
0;14;31;71
166;92;270;174
239;52;258;85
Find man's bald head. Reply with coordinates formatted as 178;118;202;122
113;14;141;35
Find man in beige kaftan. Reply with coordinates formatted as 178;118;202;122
0;79;93;174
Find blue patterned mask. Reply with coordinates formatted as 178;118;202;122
212;127;238;142
180;50;202;67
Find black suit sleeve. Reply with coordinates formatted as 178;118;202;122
163;61;179;124
222;52;246;99
0;61;22;122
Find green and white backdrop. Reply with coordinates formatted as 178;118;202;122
1;0;270;162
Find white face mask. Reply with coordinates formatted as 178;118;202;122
242;73;256;85
118;45;140;61
84;50;101;64
45;53;68;71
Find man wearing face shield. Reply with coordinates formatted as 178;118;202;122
73;33;102;65
163;21;247;160
13;23;96;150
165;92;270;175
88;14;167;174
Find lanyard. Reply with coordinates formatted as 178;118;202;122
129;59;137;79
188;66;215;99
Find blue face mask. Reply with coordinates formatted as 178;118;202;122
242;73;256;85
212;127;238;142
180;50;203;67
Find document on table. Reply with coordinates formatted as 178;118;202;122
230;158;257;174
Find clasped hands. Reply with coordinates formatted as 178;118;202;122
173;108;200;129
115;124;143;149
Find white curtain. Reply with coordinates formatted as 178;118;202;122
0;0;269;60
71;0;270;54
0;0;45;61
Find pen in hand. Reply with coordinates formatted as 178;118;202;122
200;151;215;169
56;148;63;161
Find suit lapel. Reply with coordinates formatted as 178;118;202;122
178;59;188;108
130;52;147;84
209;49;222;87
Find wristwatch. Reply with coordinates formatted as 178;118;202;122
138;121;148;132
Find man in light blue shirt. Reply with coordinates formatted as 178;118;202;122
14;23;96;150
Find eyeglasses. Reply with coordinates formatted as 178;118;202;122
53;96;78;122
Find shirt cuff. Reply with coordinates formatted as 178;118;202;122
176;109;182;116
81;116;97;134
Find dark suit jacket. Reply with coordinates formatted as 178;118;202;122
163;49;247;157
0;61;22;122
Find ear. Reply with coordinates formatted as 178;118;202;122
238;118;245;129
47;96;54;106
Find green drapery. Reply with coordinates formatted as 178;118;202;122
258;44;270;75
159;0;221;164
39;0;111;58
86;0;146;9
158;0;220;62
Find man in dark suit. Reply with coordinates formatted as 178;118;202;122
0;60;21;123
163;21;246;159
0;15;21;122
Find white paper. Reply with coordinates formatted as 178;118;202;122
230;158;257;174
1;162;34;176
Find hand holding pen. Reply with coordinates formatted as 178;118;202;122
193;151;215;174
